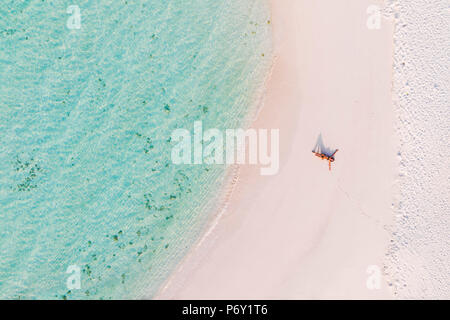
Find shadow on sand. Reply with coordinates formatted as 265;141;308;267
312;134;337;156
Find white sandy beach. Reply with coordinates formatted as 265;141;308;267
156;0;396;299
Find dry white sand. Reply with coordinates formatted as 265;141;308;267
384;0;450;299
156;0;396;299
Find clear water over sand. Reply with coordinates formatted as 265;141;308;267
0;0;272;299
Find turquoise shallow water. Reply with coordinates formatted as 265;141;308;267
0;1;272;299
